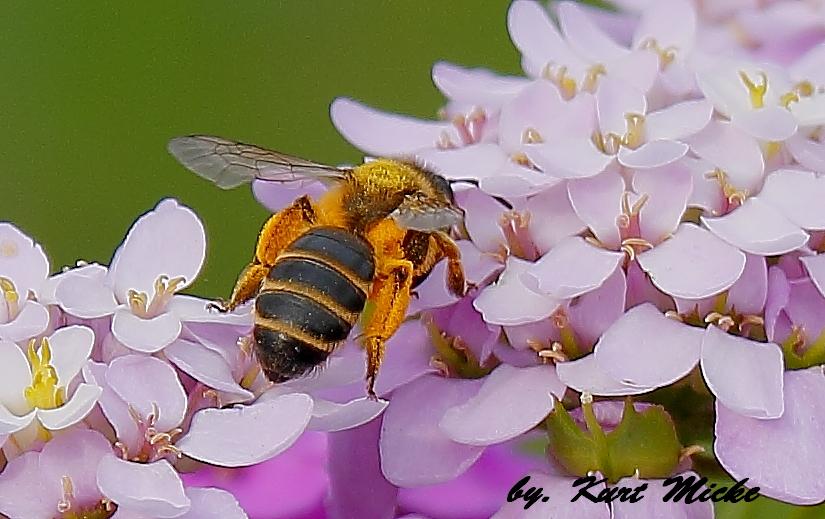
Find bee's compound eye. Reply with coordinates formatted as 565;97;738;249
432;175;455;202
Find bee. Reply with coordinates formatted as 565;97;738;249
167;135;467;396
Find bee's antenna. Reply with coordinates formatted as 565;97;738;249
448;178;513;210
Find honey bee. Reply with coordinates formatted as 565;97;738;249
167;135;467;396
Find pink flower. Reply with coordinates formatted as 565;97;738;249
54;199;249;354
0;223;51;343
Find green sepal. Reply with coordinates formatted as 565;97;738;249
545;398;682;484
545;398;602;476
605;399;682;482
783;328;825;370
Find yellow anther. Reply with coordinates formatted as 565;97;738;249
640;38;677;68
795;80;814;97
620;238;654;261
542;63;577;99
511;152;534;168
780;91;800;108
582;63;607;93
128;275;187;318
522;127;544;144
665;310;684;322
0;277;19;305
437;131;456;150
24;338;66;410
592;130;622;155
622;113;646;149
738;70;768;109
706;168;748;206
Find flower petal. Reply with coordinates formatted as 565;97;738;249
0;451;55;519
432;61;527;108
440;364;564;446
459;188;507;254
54;271;118;318
633;163;692;244
374;321;436;396
37;383;102;430
177;393;312;467
557;1;627;63
688;120;764;194
492;472;610;519
309;397;388;433
330;97;458;156
473;258;561;325
701;325;784;419
112;308;182;353
556;354;654;396
97;456;190;518
596;75;646;136
83;361;141;451
567;267;627;348
252;178;326;213
165;339;253;400
168;295;252;326
726;253;768;315
0;339;34;414
0;404;36;435
786;133;825;173
380;375;484;486
702;198;809;256
49;325;94;384
527;237;623;299
0;301;49;343
507;0;585;79
801;254;825;299
617;140;687;169
0;223;49;298
759;168;825;230
645;100;713;141
106;355;187;432
527;139;614;179
731;105;798;141
632;0;696;53
526;183;587;254
612;472;714;519
109;199;205;302
595;303;703;388
715;368;825;504
177;488;248;519
567;170;625;248
39;429;112;507
637;223;746;298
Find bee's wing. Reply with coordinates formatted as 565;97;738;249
168;135;348;189
390;195;464;232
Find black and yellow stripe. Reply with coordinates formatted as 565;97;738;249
253;226;375;382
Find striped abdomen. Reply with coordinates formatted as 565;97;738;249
253;226;375;382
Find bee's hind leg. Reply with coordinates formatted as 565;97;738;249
218;195;317;312
363;259;414;399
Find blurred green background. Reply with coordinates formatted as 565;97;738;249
1;1;819;517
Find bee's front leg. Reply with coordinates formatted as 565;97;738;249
432;231;467;297
363;259;414;399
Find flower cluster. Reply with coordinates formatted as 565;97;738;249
0;199;391;518
289;0;825;516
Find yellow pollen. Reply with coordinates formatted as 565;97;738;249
522;127;544;144
640;38;677;69
0;277;20;320
738;70;768;109
24;338;66;410
780;81;815;108
592;131;622;155
511;152;534;168
622;113;646;149
620;238;654;261
542;63;577;99
705;168;748;206
128;275;186;318
582;63;606;93
780;91;800;108
0;240;17;257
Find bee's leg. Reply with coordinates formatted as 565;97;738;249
363;259;414;398
255;195;316;265
220;196;316;312
432;231;467;297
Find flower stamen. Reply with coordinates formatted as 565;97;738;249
128;275;186;318
24;338;66;410
57;475;75;514
639;38;677;69
0;277;20;321
738;70;768;109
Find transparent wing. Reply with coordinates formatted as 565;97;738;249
167;135;348;189
390;194;464;232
